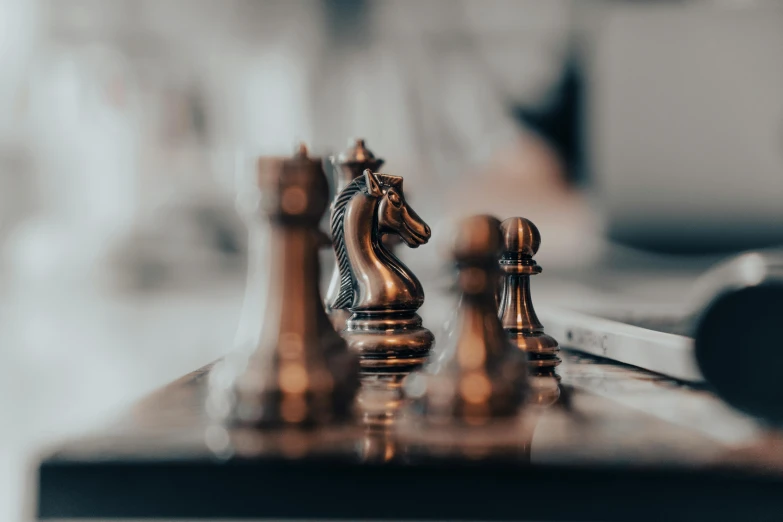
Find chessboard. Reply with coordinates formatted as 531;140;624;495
35;142;783;521
37;351;783;521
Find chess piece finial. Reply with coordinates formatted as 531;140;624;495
325;138;385;330
335;138;380;166
498;217;560;376
330;168;433;372
407;215;528;424
229;147;360;427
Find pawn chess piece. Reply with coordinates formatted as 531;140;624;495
498;217;561;376
330;169;433;371
229;144;361;427
325;138;385;331
407;215;529;425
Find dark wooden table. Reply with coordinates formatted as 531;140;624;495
37;351;783;521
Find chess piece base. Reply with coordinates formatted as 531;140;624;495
507;330;561;370
344;312;434;371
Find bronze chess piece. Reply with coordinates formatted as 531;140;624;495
498;217;561;377
227;144;361;427
406;215;529;426
330;168;433;372
325;139;385;331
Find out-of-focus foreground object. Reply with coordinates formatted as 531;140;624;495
225;145;360;427
408;215;528;425
692;252;783;426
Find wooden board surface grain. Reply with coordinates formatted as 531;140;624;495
37;351;783;521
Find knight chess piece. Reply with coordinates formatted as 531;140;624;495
228;144;361;427
498;217;561;376
325;138;385;331
406;215;529;425
330;169;433;372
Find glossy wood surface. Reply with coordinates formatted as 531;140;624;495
37;348;783;521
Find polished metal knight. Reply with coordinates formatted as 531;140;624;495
330;169;433;371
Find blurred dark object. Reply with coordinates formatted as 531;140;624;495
513;54;585;187
692;252;783;425
321;0;372;47
228;146;360;427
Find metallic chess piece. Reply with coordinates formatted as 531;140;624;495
407;215;529;424
230;144;361;427
325;138;385;331
498;217;561;376
330;168;433;371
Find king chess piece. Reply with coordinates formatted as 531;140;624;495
330;168;433;372
498;217;561;378
325;138;385;331
229;144;360;427
406;215;529;425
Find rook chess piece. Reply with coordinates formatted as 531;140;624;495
229;144;361;427
498;217;561;376
330;169;433;371
325;138;385;330
407;215;529;424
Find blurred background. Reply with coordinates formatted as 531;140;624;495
1;0;782;519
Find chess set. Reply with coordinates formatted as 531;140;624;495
37;140;783;521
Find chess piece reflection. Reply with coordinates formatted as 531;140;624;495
498;217;561;378
408;215;529;424
361;426;399;463
325;139;385;331
357;374;407;462
330;169;433;371
229;145;360;427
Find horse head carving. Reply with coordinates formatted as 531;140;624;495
330;169;431;313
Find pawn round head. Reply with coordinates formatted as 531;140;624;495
500;217;540;258
451;214;503;263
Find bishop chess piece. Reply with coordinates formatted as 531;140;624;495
325;138;385;331
406;215;529;426
228;144;361;427
498;217;561;377
330;169;433;372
